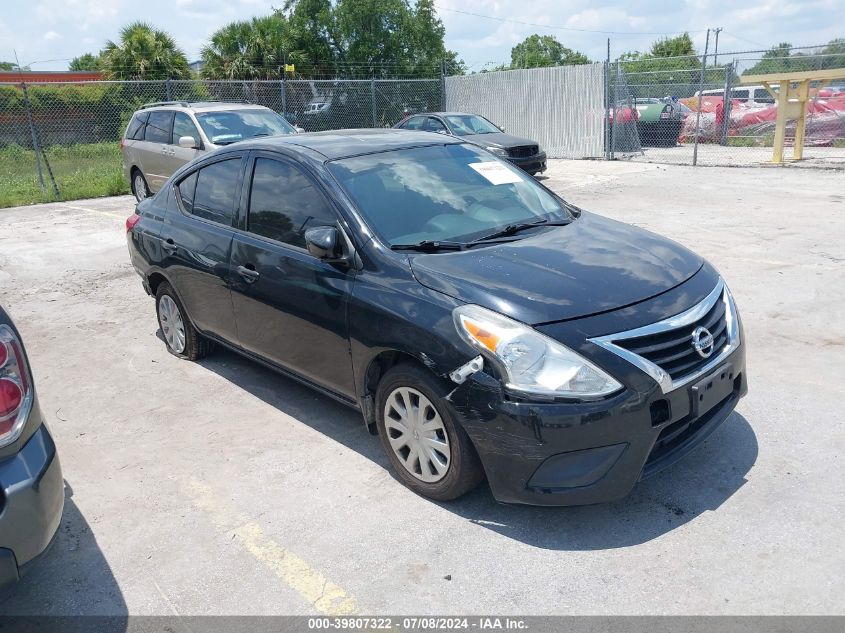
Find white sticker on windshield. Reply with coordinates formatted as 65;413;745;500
468;161;523;185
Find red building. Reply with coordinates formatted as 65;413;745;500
0;70;103;83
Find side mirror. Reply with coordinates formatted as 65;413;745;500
295;127;305;133
178;135;198;149
305;226;344;261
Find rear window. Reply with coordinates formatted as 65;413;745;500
126;112;149;140
144;111;172;143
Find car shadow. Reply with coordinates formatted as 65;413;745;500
199;348;757;551
0;481;128;620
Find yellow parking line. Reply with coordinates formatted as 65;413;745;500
60;202;126;220
184;478;359;616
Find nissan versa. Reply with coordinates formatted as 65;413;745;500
126;129;746;506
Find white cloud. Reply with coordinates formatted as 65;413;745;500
43;30;61;41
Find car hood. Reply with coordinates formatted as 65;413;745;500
460;132;538;149
408;212;703;325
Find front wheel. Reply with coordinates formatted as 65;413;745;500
376;364;484;501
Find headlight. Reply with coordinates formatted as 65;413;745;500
453;305;623;399
485;146;509;158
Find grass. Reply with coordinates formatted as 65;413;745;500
0;142;129;209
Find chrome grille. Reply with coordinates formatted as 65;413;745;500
614;295;728;381
589;279;740;394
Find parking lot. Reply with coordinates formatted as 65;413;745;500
0;158;843;616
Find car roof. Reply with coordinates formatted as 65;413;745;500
406;112;481;118
139;101;272;113
233;128;464;160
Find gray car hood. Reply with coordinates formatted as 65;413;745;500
460;131;538;149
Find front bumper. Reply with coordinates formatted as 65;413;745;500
0;424;64;585
508;152;547;174
446;343;746;506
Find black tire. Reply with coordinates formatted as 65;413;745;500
375;363;484;501
131;169;150;203
154;282;213;361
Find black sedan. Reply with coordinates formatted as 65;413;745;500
127;129;746;506
394;112;547;176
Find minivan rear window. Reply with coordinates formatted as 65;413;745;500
126;112;148;140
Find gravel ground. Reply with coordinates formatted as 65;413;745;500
0;159;843;616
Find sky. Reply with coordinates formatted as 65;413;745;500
1;0;843;72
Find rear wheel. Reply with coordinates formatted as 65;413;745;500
132;169;149;203
376;363;484;501
155;283;212;360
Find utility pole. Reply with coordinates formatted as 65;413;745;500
713;27;723;67
692;28;711;167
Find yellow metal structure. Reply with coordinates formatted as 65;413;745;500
740;68;845;163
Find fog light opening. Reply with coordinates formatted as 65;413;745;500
650;399;671;427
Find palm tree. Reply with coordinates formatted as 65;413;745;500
101;22;191;80
201;15;302;80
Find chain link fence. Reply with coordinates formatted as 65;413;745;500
0;78;442;206
1;45;844;207
611;45;845;167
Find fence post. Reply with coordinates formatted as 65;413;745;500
604;40;611;160
166;78;172;101
719;62;736;145
371;77;377;127
692;29;711;166
441;59;448;110
21;81;47;196
281;77;287;116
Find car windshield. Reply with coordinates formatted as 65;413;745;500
328;143;571;247
444;115;501;136
195;110;296;145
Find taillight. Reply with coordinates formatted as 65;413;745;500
126;213;142;233
0;325;33;447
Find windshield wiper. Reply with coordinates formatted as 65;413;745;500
390;240;466;252
469;219;570;244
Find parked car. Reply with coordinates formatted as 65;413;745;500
0;306;63;585
121;101;301;202
126;129;747;506
633;98;686;147
696;85;776;106
393;112;547;175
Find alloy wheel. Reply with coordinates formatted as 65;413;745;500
134;173;147;201
383;387;451;483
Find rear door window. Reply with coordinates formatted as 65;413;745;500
754;88;775;104
732;88;750;101
176;172;198;214
144;111;173;143
402;116;426;130
190;159;241;226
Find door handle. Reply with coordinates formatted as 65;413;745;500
237;264;260;283
162;238;177;253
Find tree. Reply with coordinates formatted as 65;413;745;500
101;22;191;80
201;15;299;79
510;35;589;68
650;33;696;58
744;39;845;75
69;53;101;71
0;62;16;71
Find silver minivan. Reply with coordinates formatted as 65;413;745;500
121;101;300;202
